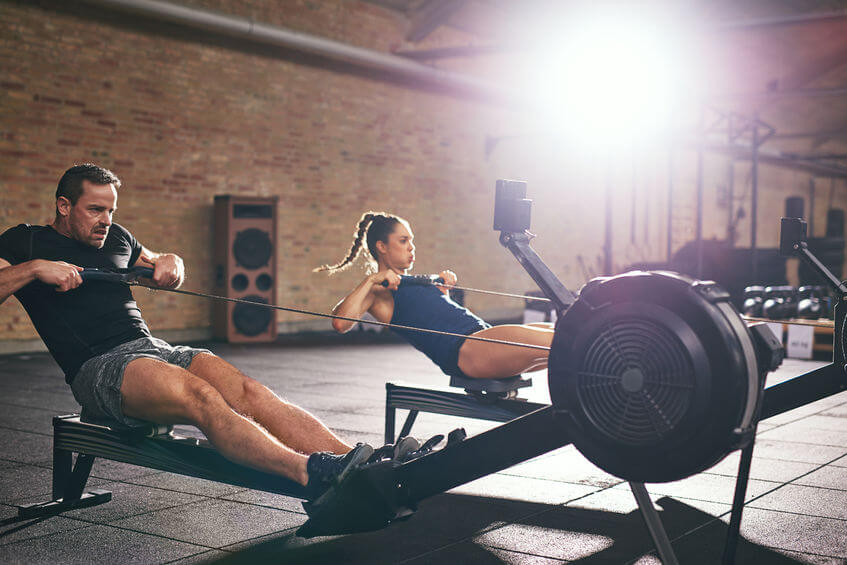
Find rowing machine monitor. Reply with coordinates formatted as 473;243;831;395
779;217;847;295
493;179;532;233
779;217;807;256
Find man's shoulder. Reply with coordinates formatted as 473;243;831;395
1;223;44;236
0;224;48;264
0;223;47;246
110;222;131;237
105;223;142;259
107;223;137;244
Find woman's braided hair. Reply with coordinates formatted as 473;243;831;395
314;211;402;274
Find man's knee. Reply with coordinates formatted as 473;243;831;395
238;375;284;410
177;377;229;425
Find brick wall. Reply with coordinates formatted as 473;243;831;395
0;0;838;346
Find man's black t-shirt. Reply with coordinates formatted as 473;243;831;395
0;223;152;383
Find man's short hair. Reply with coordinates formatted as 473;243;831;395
56;164;121;205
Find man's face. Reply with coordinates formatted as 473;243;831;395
61;181;118;248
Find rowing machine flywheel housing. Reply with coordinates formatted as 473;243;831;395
548;271;761;483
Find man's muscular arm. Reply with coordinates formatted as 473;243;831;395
0;257;83;305
133;246;184;289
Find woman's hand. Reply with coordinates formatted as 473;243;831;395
370;269;402;291
437;270;457;295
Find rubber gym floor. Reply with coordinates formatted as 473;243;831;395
0;334;845;564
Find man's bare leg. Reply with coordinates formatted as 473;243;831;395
120;357;310;485
185;353;351;455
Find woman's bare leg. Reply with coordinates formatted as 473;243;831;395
457;324;554;379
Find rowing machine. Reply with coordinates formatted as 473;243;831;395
301;182;842;565
19;186;844;565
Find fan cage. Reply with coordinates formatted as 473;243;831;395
575;317;696;446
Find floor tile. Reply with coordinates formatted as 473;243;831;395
748;484;847;520
111;498;304;548
0;523;207;564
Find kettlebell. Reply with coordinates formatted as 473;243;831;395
742;286;766;317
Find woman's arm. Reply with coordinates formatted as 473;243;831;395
331;270;400;333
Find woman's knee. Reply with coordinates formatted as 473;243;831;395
457;343;486;378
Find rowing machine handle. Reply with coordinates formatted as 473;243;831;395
381;274;446;287
81;267;155;282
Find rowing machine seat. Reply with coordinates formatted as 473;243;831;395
79;411;173;438
449;374;532;399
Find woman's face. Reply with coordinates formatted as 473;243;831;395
378;221;415;272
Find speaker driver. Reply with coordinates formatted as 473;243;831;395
233;228;272;270
231;273;249;291
232;295;272;337
256;273;273;291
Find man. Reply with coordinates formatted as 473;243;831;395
0;163;373;498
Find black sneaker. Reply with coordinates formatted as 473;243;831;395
397;434;444;463
306;443;373;500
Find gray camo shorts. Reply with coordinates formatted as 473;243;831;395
70;336;212;426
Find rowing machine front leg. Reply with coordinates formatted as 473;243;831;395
384;383;421;443
18;429;112;518
397;411;419;442
384;401;395;444
61;453;97;501
52;445;72;500
384;406;419;444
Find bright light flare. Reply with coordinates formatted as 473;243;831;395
524;6;697;146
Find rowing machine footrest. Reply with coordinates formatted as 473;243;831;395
449;374;532;399
298;460;413;538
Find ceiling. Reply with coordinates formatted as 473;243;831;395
363;0;847;174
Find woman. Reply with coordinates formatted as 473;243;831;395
315;212;554;379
